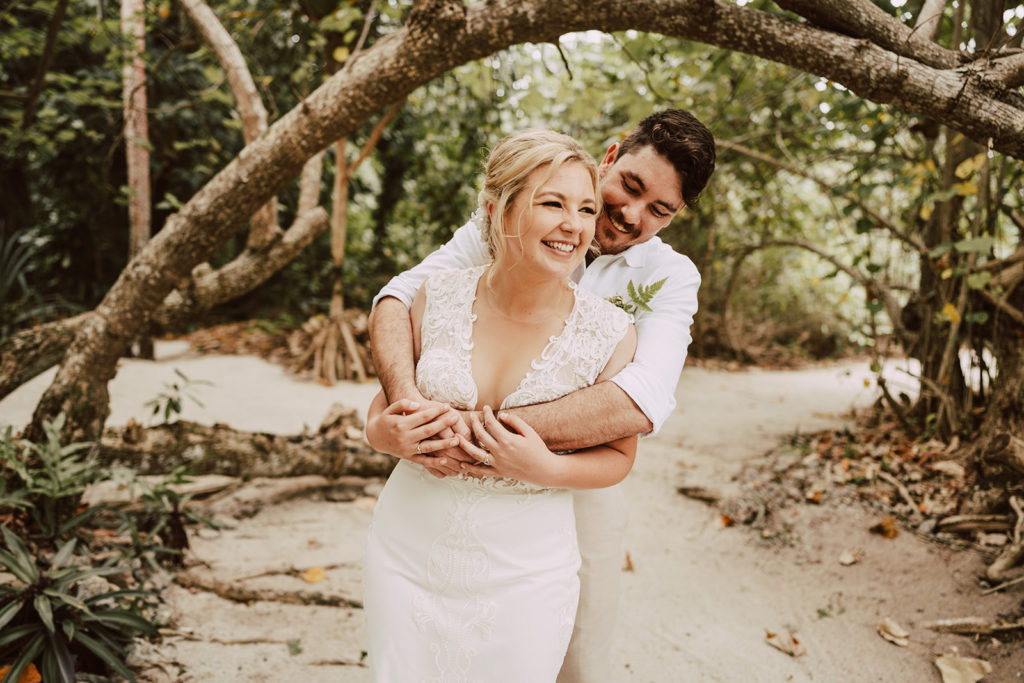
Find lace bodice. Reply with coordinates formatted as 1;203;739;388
417;266;629;411
415;266;629;492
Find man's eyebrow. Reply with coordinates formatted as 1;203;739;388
624;170;680;213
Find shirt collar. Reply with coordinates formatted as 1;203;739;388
593;236;663;268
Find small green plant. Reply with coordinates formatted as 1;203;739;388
115;466;219;572
0;528;156;683
144;368;213;424
0;415;102;540
606;277;668;317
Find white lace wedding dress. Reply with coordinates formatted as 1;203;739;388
363;265;629;682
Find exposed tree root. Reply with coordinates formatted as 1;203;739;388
174;571;363;609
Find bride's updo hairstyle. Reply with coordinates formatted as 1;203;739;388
476;130;599;269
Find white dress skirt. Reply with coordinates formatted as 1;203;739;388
363;266;629;682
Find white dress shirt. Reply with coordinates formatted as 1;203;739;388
372;220;700;434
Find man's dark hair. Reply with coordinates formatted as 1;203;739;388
617;109;716;207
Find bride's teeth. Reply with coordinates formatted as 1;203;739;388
544;241;574;253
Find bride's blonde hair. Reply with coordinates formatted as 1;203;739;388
476;130;599;269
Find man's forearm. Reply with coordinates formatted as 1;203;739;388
505;381;652;452
369;296;419;403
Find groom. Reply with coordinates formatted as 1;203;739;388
366;109;715;682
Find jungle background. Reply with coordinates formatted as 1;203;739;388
2;0;1024;681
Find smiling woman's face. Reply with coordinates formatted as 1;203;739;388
496;161;597;278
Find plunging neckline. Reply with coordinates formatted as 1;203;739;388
466;269;579;411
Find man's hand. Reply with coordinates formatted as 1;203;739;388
365;398;469;478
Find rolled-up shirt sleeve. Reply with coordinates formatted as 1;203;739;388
372;220;491;310
608;256;700;435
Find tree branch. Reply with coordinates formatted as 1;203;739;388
760;238;916;347
655;1;1024;159
21;0;70;129
348;99;403;175
986;52;1024;89
176;0;279;247
912;0;945;43
775;0;958;70
152;207;329;330
716;138;929;255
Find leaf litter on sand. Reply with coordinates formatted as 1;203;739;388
934;648;992;683
765;627;806;657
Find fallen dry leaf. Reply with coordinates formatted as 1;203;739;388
622;551;634;572
877;618;910;647
931;461;966;478
838;548;860;566
0;664;41;683
869;515;899;539
765;628;806;657
721;514;736;527
934;650;992;683
300;566;326;583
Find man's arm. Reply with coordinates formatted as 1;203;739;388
498;255;700;450
502;381;649;452
369;297;420;404
369;220;490;404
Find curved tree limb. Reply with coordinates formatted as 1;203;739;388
987;52;1024;89
176;0;279;249
775;0;959;70
152;206;329;330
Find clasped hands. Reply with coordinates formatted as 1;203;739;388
365;397;558;484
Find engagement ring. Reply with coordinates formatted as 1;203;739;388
415;442;422;455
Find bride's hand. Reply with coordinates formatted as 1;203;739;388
457;406;563;487
365;398;463;478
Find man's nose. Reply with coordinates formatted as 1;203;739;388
620;201;641;226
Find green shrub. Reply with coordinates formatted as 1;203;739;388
0;528;156;683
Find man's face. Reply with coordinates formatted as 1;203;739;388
594;144;684;255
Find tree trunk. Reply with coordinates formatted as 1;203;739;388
98;404;395;478
122;0;152;359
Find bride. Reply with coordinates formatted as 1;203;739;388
362;130;638;681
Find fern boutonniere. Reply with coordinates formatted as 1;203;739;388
607;277;667;316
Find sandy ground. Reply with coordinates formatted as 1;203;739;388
2;343;1021;682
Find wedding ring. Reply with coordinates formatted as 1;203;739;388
415;441;422;455
482;453;490;466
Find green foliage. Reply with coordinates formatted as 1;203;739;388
0;529;156;683
113;466;218;572
143;369;212;424
607;277;667;317
0;415;102;540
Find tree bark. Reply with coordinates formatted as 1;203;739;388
122;0;150;260
27;0;1024;442
0;313;89;399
